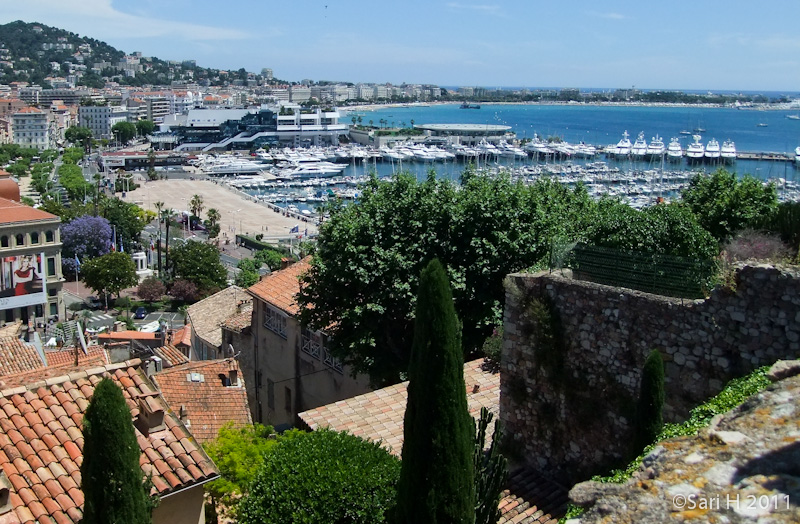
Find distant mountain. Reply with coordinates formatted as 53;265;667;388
0;20;256;88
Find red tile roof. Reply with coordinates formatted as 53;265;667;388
153;359;251;443
0;337;42;376
0;359;219;524
298;359;567;522
0;343;108;391
0;197;58;225
97;331;159;341
152;345;189;368
299;359;500;456
171;326;192;348
247;257;311;315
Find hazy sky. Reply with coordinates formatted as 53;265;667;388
3;0;799;92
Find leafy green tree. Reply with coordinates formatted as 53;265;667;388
64;125;92;149
203;423;278;521
253;249;285;271
681;168;778;241
112;121;137;144
396;259;475;524
58;163;92;201
101;198;147;253
81;378;155;524
235;258;260;288
633;349;665;454
169;240;227;293
81;252;138;305
238;429;400;524
135;120;156;136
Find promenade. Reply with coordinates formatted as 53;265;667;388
124;178;318;240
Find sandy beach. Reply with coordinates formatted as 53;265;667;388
124;178;318;240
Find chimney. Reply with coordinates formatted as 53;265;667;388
0;472;11;515
228;361;239;386
134;394;165;436
280;257;294;270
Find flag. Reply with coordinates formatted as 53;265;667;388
150;239;155;251
111;225;117;252
119;237;124;253
290;225;300;234
74;254;81;271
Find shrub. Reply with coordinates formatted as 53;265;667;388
137;277;166;302
169;279;198;303
238;429;400;524
723;229;792;263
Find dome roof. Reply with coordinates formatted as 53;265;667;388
0;178;20;202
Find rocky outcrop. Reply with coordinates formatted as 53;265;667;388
568;361;800;523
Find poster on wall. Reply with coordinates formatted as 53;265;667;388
0;253;47;310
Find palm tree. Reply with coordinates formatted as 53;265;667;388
189;194;204;230
162;207;174;276
207;208;221;227
369;120;374;128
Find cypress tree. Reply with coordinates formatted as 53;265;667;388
81;378;153;524
634;349;665;453
396;258;475;524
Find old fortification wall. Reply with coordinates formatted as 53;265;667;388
500;264;800;484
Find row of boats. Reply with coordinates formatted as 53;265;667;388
608;131;737;163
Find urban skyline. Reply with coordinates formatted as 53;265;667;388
2;0;800;92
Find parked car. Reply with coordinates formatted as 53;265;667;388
86;296;102;309
134;307;147;319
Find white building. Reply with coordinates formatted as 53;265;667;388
289;85;311;103
11;107;52;150
78;105;128;140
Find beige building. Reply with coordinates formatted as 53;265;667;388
246;258;371;429
0;175;63;325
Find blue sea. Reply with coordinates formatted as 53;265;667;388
343;103;800;181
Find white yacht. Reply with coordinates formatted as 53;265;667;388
631;132;648;158
646;134;665;158
795;146;800;166
704;138;721;162
666;138;683;162
720;140;737;163
686;135;705;163
613;130;632;159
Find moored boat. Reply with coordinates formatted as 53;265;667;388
704;138;721;162
666;137;683;162
646;134;665;158
686;135;705;163
613;130;632;159
631;132;648;158
720;140;737;163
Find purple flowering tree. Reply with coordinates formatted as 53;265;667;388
62;215;112;275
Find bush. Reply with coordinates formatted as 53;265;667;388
137;277;166;302
723;229;792;263
169;279;198;303
238;429;400;524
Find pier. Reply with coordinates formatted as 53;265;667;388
735;152;794;162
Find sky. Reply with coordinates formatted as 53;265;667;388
2;0;800;92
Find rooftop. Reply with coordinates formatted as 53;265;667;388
0;359;218;524
247;258;311;316
186;286;250;350
153;359;251;443
0;197;59;226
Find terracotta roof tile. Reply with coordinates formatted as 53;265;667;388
0;337;44;377
0;197;59;225
247;257;311;315
186;287;251;351
298;358;567;523
0;360;219;524
97;331;158;341
153;359;251;443
152;345;189;368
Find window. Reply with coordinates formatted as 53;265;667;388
0;236;7;248
284;386;292;412
48;288;56;297
49;303;57;316
30;232;39;244
263;305;287;338
322;348;344;374
14;234;24;247
301;328;322;359
45;230;54;242
46;257;56;276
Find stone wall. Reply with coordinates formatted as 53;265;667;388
500;264;800;484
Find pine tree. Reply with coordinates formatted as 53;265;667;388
396;258;475;524
81;378;153;524
634;349;665;453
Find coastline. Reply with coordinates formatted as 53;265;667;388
341;100;799;112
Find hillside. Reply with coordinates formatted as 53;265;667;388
0;20;243;88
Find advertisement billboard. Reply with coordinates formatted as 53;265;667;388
0;253;47;311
